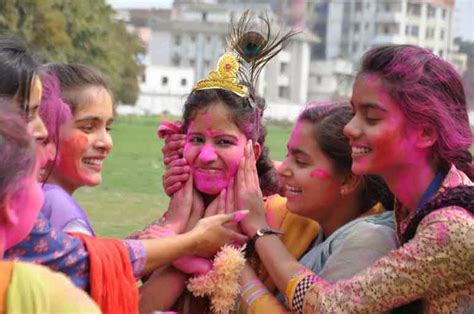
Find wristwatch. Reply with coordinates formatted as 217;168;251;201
251;227;283;243
245;227;283;259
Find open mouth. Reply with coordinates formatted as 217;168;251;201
285;184;302;197
351;146;372;156
82;158;103;170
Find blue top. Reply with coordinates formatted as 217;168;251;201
277;211;397;304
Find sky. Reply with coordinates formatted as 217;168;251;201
107;0;474;42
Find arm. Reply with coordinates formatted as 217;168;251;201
286;207;474;313
237;263;288;314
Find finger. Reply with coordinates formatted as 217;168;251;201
244;141;254;185
226;230;249;245
164;166;191;180
237;155;246;191
217;189;226;215
162;140;186;156
165;182;182;196
225;178;235;214
169;158;188;168
164;154;180;166
164;133;185;144
211;210;249;225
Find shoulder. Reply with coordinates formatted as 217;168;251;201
418;206;473;240
331;213;397;250
9;262;100;313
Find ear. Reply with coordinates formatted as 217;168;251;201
0;194;19;227
252;141;261;161
415;124;438;150
340;173;362;197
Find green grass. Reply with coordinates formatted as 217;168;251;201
75;115;292;238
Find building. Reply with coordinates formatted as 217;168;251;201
325;0;456;61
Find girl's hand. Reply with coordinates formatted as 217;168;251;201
161;134;189;196
189;211;249;258
236;141;269;237
162;175;194;234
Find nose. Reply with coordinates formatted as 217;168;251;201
198;144;217;164
276;157;291;177
94;127;113;153
343;116;361;140
29;115;48;144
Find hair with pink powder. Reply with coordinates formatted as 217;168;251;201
359;45;473;179
0;105;36;203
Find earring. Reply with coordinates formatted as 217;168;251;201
340;188;347;199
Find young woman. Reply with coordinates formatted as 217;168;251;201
160;102;398;312
0;37;248;313
39;63;114;236
239;45;474;313
0;106;100;313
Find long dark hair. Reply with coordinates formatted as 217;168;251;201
359;45;473;179
0;37;40;115
299;102;394;212
182;88;279;196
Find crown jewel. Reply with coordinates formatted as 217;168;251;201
193;52;248;97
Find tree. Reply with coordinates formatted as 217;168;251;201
0;0;145;104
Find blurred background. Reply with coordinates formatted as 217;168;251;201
1;0;472;237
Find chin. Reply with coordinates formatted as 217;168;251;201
195;181;228;196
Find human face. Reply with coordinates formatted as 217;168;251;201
277;121;342;221
5;162;44;249
344;74;418;177
50;86;113;194
12;76;49;168
183;102;247;195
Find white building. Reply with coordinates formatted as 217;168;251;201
308;59;354;101
145;2;316;107
326;0;456;61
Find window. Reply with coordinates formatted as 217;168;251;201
352;42;359;53
354;22;360;33
174;35;181;46
278;86;290;99
426;27;435;39
141;73;146;83
365;22;370;31
190;35;196;43
181;78;187;86
171;54;181;66
442;9;447;19
189;59;195;67
280;62;288;75
439;50;444;58
204;60;210;69
408;3;421;16
316;75;322;85
202;12;207;22
411;25;419;36
440;29;445;40
427;5;436;18
355;1;362;12
161;76;168;86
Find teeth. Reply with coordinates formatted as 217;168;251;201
286;185;302;193
352;147;371;155
83;158;103;166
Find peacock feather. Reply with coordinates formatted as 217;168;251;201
227;10;299;105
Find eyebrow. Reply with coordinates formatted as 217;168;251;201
360;102;388;112
288;145;310;158
187;131;238;140
75;116;114;123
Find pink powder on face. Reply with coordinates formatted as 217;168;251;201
311;169;331;180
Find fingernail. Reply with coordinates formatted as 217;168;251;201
233;210;249;222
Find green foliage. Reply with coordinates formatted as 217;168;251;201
0;0;145;104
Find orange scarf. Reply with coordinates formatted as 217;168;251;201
0;261;13;314
70;233;139;314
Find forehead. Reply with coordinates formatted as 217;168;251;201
352;74;386;99
290;121;320;152
189;101;242;135
73;86;113;118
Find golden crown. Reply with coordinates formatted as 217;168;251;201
193;52;248;97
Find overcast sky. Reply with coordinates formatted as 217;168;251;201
107;0;474;42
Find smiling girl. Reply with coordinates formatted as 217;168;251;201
241;45;473;313
39;63;114;235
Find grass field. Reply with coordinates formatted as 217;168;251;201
75;115;293;238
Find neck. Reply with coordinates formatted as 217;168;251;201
318;193;361;238
381;160;437;212
47;176;77;195
202;193;217;207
